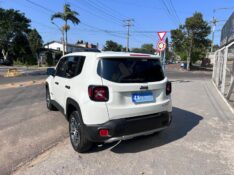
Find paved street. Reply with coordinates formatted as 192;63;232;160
0;84;68;175
1;70;234;175
0;75;47;85
0;66;47;82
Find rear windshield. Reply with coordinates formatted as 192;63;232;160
97;57;165;83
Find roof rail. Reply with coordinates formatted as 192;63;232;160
68;48;101;53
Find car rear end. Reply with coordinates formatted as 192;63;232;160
85;53;172;142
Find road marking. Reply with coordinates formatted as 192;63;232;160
0;79;45;90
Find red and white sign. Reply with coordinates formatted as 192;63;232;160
157;31;167;41
156;40;166;52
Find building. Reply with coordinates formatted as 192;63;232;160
44;41;98;53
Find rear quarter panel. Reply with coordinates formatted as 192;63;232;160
66;55;110;125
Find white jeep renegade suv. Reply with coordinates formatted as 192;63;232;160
46;51;172;152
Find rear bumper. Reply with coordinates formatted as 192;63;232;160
84;111;172;142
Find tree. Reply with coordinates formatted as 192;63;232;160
213;44;219;52
51;4;80;52
28;29;43;66
0;8;31;60
165;38;172;61
171;12;211;70
103;40;123;51
45;51;53;66
11;32;34;64
132;43;155;54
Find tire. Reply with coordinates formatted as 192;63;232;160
69;111;92;153
46;88;57;111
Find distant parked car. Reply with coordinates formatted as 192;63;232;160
180;62;187;69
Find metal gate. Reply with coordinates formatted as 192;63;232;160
212;41;234;108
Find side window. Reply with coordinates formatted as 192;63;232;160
65;56;85;78
55;58;67;77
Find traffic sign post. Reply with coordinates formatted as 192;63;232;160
156;31;167;70
156;40;166;52
157;31;167;41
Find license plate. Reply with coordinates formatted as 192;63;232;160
132;91;154;103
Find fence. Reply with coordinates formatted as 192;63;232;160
212;41;234;108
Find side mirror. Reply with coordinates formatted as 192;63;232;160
47;68;55;76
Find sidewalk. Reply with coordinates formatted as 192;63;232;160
13;78;234;175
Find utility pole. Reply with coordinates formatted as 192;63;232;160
52;21;65;56
123;19;134;52
211;7;234;52
211;9;218;53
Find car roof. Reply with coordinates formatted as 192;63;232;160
64;51;161;59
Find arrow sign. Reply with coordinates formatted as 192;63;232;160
157;31;167;41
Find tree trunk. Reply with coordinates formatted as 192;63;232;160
65;20;68;53
2;49;8;60
36;53;40;67
187;36;193;71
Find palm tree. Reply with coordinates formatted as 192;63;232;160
51;4;80;52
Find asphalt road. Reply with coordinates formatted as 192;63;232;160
0;84;68;175
0;75;47;85
1;70;234;175
166;69;212;80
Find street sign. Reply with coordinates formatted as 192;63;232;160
157;31;167;41
156;40;166;52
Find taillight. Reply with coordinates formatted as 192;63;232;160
88;86;109;101
99;129;109;137
166;82;172;95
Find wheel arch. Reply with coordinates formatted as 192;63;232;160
66;98;83;122
45;82;49;89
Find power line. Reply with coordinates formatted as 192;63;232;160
93;0;129;19
24;0;158;46
70;1;122;26
160;0;179;26
169;0;181;24
76;0;155;41
25;0;55;14
79;0;123;25
210;17;227;52
85;0;124;21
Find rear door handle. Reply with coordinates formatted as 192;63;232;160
55;82;59;85
65;85;70;89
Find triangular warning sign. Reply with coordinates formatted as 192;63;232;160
157;31;167;40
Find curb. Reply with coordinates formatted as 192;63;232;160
211;80;234;114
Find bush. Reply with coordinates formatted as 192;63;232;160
54;52;62;64
45;51;53;66
25;54;37;65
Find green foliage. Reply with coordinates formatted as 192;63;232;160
165;38;172;60
28;29;43;56
132;43;155;54
11;32;36;65
51;4;80;26
55;52;63;62
45;51;54;66
213;44;219;52
51;3;80;49
103;40;123;51
0;8;41;65
0;8;31;60
171;12;211;63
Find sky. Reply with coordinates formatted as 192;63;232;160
1;0;234;49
